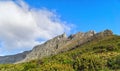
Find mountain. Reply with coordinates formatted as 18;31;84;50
0;51;30;64
0;29;113;64
0;29;120;71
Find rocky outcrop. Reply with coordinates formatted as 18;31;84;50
20;30;96;62
0;29;113;64
19;33;68;62
96;29;113;36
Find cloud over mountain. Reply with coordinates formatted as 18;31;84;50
0;0;71;56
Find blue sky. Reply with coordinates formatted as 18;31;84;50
24;0;120;34
0;0;120;56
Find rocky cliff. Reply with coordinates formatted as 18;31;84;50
0;29;113;64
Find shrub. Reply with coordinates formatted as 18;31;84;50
73;53;106;71
117;42;120;47
106;44;118;51
93;44;118;53
107;55;120;69
40;62;74;71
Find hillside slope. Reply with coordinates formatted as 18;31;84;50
0;30;120;71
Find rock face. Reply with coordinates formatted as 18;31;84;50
20;33;68;62
0;29;113;64
20;30;96;62
96;29;113;37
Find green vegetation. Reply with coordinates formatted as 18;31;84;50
0;35;120;71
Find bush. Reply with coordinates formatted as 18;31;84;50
107;55;120;69
73;53;106;71
117;42;120;46
93;44;118;53
106;44;118;51
40;62;74;71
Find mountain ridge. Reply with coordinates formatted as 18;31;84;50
0;29;113;64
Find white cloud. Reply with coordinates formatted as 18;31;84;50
0;1;71;56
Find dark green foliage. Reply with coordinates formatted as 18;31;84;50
107;55;120;69
117;42;120;46
73;53;106;71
